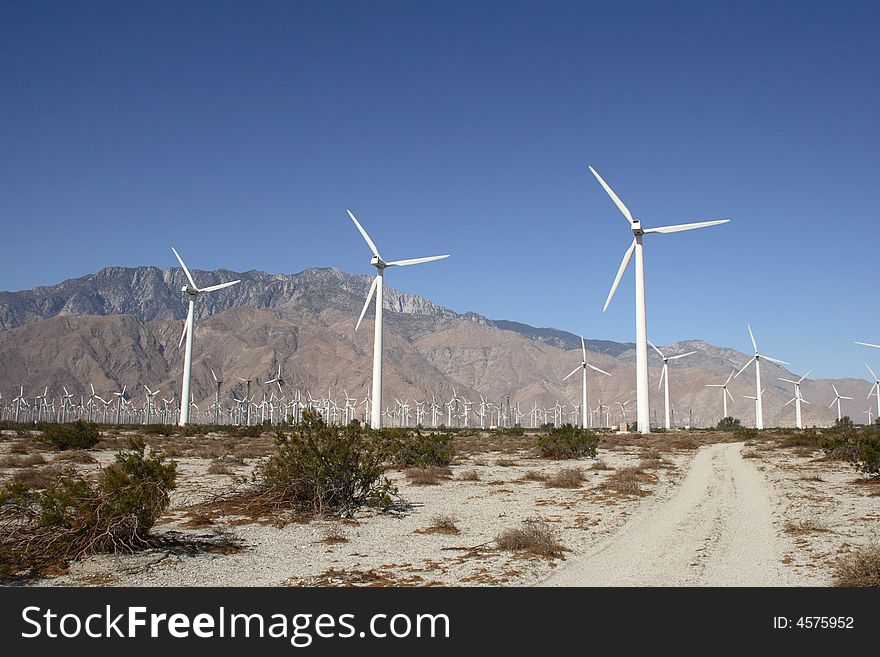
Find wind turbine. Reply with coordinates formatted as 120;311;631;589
829;384;853;422
346;210;449;429
778;370;811;429
865;363;880;419
563;336;611;428
705;370;736;420
590;166;729;434
210;368;223;425
733;325;788;430
649;341;696;430
171;247;241;426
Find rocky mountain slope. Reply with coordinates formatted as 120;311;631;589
0;266;874;427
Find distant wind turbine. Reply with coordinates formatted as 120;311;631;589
829;383;853;422
649;341;696;430
171;246;241;426
865;363;880;419
347;210;449;430
779;371;811;429
705;370;736;419
563;336;611;428
734;325;787;430
589;165;730;434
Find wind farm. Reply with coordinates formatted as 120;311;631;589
1;2;879;596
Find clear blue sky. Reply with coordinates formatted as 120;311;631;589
1;1;878;379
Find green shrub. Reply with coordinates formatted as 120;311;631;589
0;437;177;579
253;410;395;515
380;429;455;467
822;427;880;476
41;421;100;450
536;424;599;459
716;416;742;431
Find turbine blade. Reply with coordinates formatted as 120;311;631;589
735;357;756;378
385;255;449;267
725;388;736;404
177;305;192;348
725;370;735;386
668;351;696;360
581;336;586;362
762;355;789;365
855;341;880;349
588;166;633;225
346;210;380;258
748;324;758;353
832;383;840;396
356;275;379;331
200;280;241;293
211;368;218;382
648;340;664;358
778;378;798;384
866;363;879;381
563;365;582;382
603;238;636;312
643;219;730;234
587;363;612;376
798;369;812;383
658;363;667;390
785;397;796;406
171;247;198;290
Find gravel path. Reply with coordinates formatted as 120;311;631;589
540;442;791;586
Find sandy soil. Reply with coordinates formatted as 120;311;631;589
1;430;877;587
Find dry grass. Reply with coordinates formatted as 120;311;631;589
12;464;64;489
458;469;480;481
405;466;452;486
52;450;98;464
833;544;880;587
591;460;613;471
544;467;585;489
783;519;830;535
495;458;518;467
496;519;564;558
207;460;235;475
599;466;653;496
0;453;46;468
321;527;349;544
417;514;460;535
521;470;548;482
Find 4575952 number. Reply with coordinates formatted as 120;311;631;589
773;617;854;629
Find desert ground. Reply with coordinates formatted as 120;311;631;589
1;427;877;587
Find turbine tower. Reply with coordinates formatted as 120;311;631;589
171;247;241;426
733;325;787;430
589;166;729;434
778;370;811;429
347;210;449;430
705;370;736;419
865;363;880;419
649;341;696;430
563;336;611;428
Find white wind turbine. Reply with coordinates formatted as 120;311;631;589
733;325;787;430
829;383;853;422
778;370;811;429
347;210;449;429
590;166;729;434
705;370;736;420
864;363;880;419
171;247;241;426
562;336;611;428
648;341;696;430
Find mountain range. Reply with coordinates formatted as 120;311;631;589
0;265;873;427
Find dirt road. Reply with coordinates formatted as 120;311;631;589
541;442;791;586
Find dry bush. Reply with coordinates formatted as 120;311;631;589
458;469;480;481
207;460;235;475
322;527;349;544
783;519;830;534
9;441;34;455
591;460;613;471
521;470;548;482
0;438;176;579
0;454;45;468
496;519;564;558
599;466;652;496
419;514;460;535
405;466;452;486
12;465;64;490
53;450;98;464
496;458;518;467
536;425;599;459
833;545;880;587
545;467;585;489
801;473;824;482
